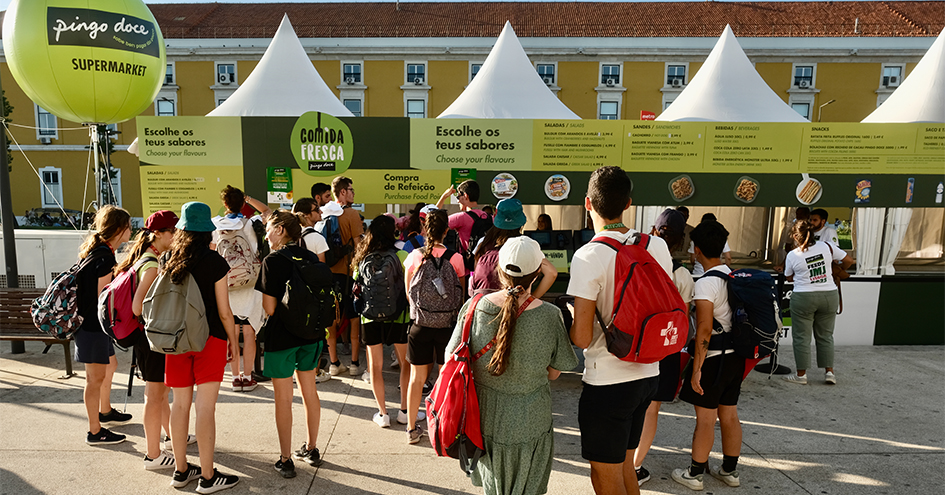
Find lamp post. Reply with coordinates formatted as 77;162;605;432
818;99;837;122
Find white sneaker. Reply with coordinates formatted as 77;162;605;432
710;467;740;487
362;370;371;383
315;369;331;383
329;363;348;376
164;434;197;450
143;450;175;470
783;373;808;384
349;363;361;376
397;409;426;425
825;371;837;384
373;412;391;428
390;349;400;369
672;468;704;491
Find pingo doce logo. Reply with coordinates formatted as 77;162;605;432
46;7;159;57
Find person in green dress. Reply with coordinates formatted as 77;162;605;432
446;236;578;495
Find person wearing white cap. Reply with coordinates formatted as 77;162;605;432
446;236;578;495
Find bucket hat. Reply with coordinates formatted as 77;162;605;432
176;202;216;232
493;198;526;230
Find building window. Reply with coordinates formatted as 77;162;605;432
344;99;362;117
792;103;810;120
882;65;903;87
601;65;620;85
406;99;425;118
343;63;362;84
39;167;63;208
407;64;426;85
216;63;236;85
470;64;482;81
35;106;57;138
165;64;174;85
217;98;227;107
667;65;686;86
156;98;176;116
599;101;619;120
794;66;814;88
537;64;555;85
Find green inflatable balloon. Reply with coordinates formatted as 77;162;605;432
2;0;166;124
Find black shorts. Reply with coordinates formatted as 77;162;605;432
578;377;658;463
74;328;115;365
362;320;409;347
333;273;357;320
679;353;746;409
134;337;166;383
406;324;451;366
654;351;685;402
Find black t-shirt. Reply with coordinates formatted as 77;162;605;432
77;245;115;333
255;244;324;352
188;249;231;341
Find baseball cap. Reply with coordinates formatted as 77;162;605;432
419;204;438;219
655;208;686;237
144;210;179;232
498;236;543;277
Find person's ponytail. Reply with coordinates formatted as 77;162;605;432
487;269;540;376
791;219;817;252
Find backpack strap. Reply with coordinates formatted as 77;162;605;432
406;235;420;250
460;294;485;348
466;210;481;223
471;295;535;361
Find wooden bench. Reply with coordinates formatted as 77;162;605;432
0;288;77;379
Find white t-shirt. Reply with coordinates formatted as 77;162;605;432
784;241;845;292
672;265;695;305
693;265;733;358
689;241;731;277
567;230;673;386
813;225;840;245
301;228;329;255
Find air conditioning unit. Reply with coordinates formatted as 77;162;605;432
414;77;424;85
798;80;811;89
39;137;52;145
218;73;234;85
605;78;615;87
671;79;683;88
543;76;553;85
345;76;356;85
887;75;900;87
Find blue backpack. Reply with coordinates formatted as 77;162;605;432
703;269;782;359
320;215;354;267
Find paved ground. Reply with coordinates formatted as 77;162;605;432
1;341;943;495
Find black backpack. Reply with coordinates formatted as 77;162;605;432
703;268;782;359
320;215;354;267
250;218;270;261
463;211;493;271
355;249;406;320
276;250;336;340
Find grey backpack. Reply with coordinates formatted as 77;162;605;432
408;249;463;328
142;269;209;355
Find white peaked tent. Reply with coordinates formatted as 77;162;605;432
657;25;807;122
208;14;352;117
129;15;352;155
438;21;579;119
863;28;945;123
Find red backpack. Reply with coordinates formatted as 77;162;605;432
98;253;157;351
592;233;688;363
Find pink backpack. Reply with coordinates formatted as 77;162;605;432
98;253;156;351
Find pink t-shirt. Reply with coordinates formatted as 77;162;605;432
448;209;487;252
404;246;465;287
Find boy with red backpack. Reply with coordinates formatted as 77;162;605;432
567;166;674;495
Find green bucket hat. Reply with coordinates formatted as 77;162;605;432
176;202;216;232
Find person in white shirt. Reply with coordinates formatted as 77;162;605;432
673;220;745;491
567;166;672;495
688;213;731;276
809;208;839;246
292;198;329;263
783;220;853;385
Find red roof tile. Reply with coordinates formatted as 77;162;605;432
146;2;944;39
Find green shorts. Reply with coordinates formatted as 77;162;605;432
263;341;324;379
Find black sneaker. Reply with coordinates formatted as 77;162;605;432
251;371;270;383
196;469;240;494
274;457;297;479
99;408;133;426
170;463;201;488
86;427;126;445
291;442;323;467
636;466;651;486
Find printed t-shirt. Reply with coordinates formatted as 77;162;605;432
255;244;325;352
186;249;231;342
693;264;733;358
301;229;329;255
813;225;840;245
785;241;845;293
689;241;731;277
566;230;673;386
404;245;465;292
448;209;487;252
77;245;115;333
